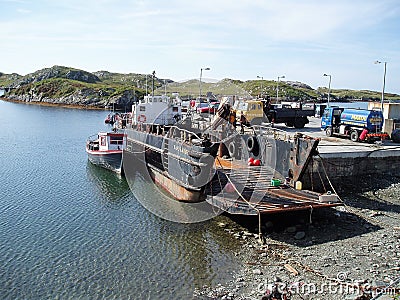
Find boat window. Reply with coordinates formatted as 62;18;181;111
110;136;124;144
139;106;146;111
172;106;179;112
101;136;106;146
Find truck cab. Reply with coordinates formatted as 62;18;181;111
321;107;344;130
233;99;265;125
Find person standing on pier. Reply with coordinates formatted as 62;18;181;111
240;112;247;134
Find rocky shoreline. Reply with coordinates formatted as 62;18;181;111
2;88;135;110
0;97;108;110
194;175;400;300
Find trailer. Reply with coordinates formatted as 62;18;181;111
321;107;388;142
267;103;316;128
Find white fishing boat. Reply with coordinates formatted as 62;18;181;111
86;131;126;173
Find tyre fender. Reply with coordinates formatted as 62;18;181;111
228;142;236;158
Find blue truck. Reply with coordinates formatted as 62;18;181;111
321;107;388;142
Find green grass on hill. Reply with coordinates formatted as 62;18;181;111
1;66;399;104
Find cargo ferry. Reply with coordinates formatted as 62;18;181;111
122;93;341;215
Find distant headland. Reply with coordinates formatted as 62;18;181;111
1;65;399;110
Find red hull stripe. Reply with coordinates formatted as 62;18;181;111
86;149;122;155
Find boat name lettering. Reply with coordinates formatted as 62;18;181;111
173;144;189;155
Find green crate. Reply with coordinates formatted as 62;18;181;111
270;179;281;187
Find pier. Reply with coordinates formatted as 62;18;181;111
274;117;400;190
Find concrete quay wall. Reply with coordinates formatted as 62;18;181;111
301;147;400;191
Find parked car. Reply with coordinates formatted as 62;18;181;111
196;102;220;114
197;103;211;113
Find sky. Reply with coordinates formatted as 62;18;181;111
1;0;400;94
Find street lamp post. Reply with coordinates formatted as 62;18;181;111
276;75;285;102
145;74;148;96
323;73;332;107
151;70;156;99
199;67;210;100
374;60;387;111
257;75;263;97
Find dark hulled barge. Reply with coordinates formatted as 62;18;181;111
122;94;342;215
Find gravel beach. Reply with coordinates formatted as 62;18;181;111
193;175;400;300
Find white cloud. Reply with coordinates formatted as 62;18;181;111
0;0;399;93
119;9;165;19
2;0;27;3
16;8;31;13
171;0;396;42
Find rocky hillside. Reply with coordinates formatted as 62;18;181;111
0;66;172;109
1;66;399;109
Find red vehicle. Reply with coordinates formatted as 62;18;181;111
196;102;219;114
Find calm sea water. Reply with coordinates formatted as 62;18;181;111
0;100;243;299
324;101;369;109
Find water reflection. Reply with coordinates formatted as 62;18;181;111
151;218;243;293
85;161;131;208
0;100;246;299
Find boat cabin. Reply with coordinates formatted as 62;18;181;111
94;132;126;152
132;95;182;125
